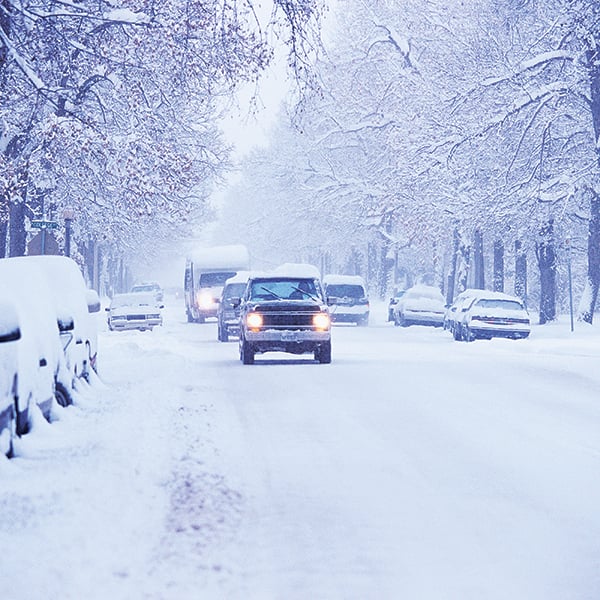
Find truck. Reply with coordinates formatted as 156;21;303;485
184;244;250;323
237;264;332;364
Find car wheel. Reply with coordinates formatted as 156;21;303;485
54;382;73;407
186;309;194;323
2;406;16;458
399;314;409;327
240;338;254;364
464;326;476;342
453;326;462;341
315;341;331;364
357;316;368;327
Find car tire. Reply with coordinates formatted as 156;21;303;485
357;316;369;327
453;326;462;341
2;405;16;458
54;381;73;407
399;314;409;327
464;326;476;342
186;310;194;323
315;341;331;364
240;339;254;364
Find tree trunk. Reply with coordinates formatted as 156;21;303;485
581;45;600;323
536;219;557;324
445;227;460;305
457;238;470;294
514;240;527;306
0;217;7;258
579;190;600;323
493;240;504;292
473;229;484;289
9;201;26;256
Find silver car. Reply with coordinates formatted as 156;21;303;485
107;293;164;332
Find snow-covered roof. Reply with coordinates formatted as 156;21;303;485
272;263;321;279
187;245;250;270
323;274;366;286
224;270;254;285
110;293;161;307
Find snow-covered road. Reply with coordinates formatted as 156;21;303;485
1;299;599;600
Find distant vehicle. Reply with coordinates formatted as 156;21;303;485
184;244;250;323
457;291;531;341
238;264;331;364
131;282;163;302
387;289;406;322
393;284;445;327
0;297;20;457
107;293;164;332
217;271;252;342
323;274;369;326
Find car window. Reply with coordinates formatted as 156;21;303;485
326;284;365;298
199;272;237;287
475;299;524;310
223;283;247;300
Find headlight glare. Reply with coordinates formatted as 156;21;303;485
246;312;263;330
313;312;330;330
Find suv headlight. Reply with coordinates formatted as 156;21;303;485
313;312;330;331
246;312;263;330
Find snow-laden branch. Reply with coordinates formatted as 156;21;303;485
481;50;577;87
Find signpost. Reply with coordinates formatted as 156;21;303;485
29;219;59;255
31;220;59;230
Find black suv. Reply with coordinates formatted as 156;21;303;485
238;273;332;364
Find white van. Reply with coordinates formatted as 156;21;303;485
323;275;370;326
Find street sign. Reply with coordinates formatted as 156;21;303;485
31;220;59;230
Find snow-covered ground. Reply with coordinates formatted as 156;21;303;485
1;298;599;600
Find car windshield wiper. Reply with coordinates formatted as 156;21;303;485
259;286;285;300
289;284;320;303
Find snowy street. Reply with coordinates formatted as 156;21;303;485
1;298;599;600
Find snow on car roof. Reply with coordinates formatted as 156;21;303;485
224;270;254;285
110;292;160;307
323;274;365;286
187;244;250;269
272;263;321;279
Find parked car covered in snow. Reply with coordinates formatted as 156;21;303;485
387;289;406;321
444;288;482;339
238;264;331;364
0;297;20;457
0;258;69;428
107;293;164;332
457;291;531;341
323;274;369;326
393;284;446;327
23;255;101;382
217;271;251;342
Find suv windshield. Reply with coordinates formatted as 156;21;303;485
249;279;318;301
